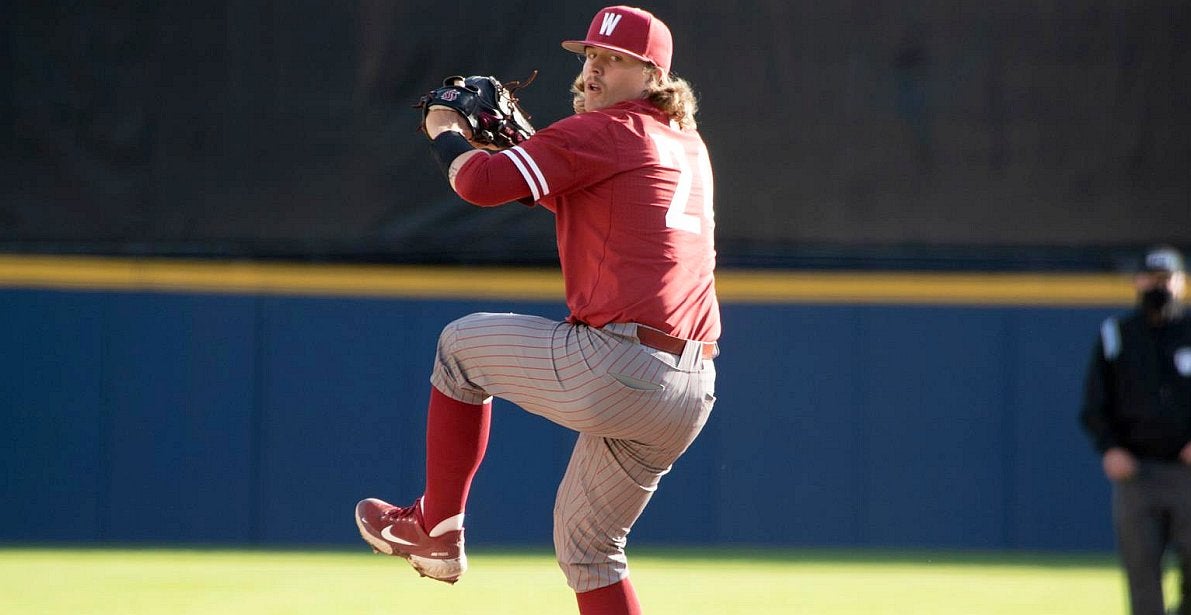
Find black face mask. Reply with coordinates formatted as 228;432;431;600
1141;287;1174;313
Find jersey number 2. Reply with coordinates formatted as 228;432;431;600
649;134;714;234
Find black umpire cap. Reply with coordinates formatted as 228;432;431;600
1141;246;1186;274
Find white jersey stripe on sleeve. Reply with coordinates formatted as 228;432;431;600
507;146;550;197
500;148;542;201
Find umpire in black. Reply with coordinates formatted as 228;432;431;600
1082;245;1191;615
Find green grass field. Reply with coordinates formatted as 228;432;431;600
0;546;1148;614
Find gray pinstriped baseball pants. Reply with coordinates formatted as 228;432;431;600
429;312;717;591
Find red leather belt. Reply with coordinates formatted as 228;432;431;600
636;327;718;360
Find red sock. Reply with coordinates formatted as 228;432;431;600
575;579;642;615
422;387;492;531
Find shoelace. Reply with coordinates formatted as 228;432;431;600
381;505;417;524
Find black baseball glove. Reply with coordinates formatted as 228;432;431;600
415;72;537;149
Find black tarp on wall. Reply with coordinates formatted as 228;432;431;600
3;1;1189;267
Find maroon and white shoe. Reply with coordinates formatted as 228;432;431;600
354;497;467;584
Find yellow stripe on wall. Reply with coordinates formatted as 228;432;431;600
714;270;1133;306
0;254;1135;307
0;255;562;300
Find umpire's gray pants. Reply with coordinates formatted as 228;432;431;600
1113;461;1191;615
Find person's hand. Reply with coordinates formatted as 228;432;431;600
425;107;503;151
1179;441;1191;465
1102;447;1139;481
415;73;537;148
424;107;473;140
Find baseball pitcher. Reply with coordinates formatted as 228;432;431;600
355;7;719;614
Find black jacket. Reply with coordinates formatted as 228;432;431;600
1081;310;1191;461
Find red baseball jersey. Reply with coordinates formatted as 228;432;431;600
452;99;720;342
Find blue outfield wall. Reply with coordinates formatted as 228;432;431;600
0;287;1117;551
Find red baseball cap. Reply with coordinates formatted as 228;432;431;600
561;6;673;73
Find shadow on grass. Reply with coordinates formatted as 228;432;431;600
0;542;1118;570
626;546;1118;569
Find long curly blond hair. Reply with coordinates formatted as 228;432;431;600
570;67;699;130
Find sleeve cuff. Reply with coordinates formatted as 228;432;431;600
430;131;475;177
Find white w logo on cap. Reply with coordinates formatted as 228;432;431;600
599;12;623;36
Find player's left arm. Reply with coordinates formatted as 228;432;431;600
424;108;523;205
461;115;621;207
428;111;619;207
